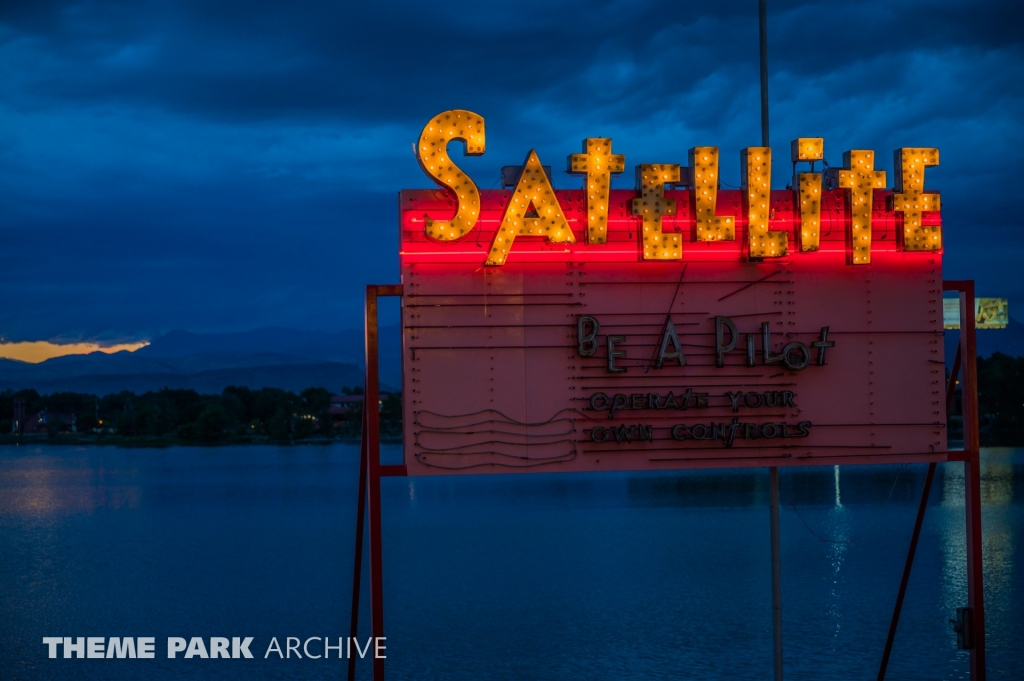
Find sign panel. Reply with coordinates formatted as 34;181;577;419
399;192;946;475
399;111;946;474
943;297;1009;330
977;298;1010;329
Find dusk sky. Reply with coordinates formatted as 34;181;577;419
1;0;1021;346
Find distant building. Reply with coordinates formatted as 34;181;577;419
328;394;362;431
329;394;363;416
12;399;77;435
12;398;26;434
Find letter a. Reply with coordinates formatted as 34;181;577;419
487;150;574;265
656;318;685;368
264;637;283;659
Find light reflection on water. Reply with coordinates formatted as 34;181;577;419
0;453;142;516
0;445;1021;680
826;466;850;651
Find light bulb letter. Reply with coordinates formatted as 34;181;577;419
892;148;941;251
790;138;824;252
689;147;735;241
836;150;885;265
633;164;682;260
416;110;486;241
741;147;787;258
486;150;574;266
568;138;625;244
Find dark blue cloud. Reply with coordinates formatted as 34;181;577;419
0;0;1021;342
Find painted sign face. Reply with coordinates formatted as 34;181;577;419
399;111;947;475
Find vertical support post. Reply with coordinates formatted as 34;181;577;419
769;466;783;681
759;5;781;677
959;283;986;680
365;285;386;681
347;411;368;681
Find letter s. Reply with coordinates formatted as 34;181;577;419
416;110;486;241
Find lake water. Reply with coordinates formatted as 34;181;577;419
1;444;1021;680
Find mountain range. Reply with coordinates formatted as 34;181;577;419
0;317;1020;397
0;326;401;396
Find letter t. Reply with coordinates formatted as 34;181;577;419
837;150;885;265
568;138;625;244
43;638;62;659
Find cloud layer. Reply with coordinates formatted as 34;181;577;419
0;0;1021;340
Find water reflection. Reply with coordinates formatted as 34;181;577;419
834;465;843;509
0;446;1021;681
624;464;933;508
982;456;1015;507
0;451;141;516
937;450;1022;673
825;466;849;648
977;450;1018;677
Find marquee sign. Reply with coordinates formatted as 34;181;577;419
399;109;946;475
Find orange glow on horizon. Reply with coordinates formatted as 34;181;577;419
0;340;149;364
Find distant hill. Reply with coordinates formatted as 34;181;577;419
0;362;365;396
0;326;402;396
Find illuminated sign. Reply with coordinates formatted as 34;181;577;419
400;110;947;475
415;110;485;241
977;298;1010;329
943;298;1009;330
409;110;942;267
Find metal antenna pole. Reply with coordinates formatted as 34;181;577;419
759;0;770;148
760;2;783;680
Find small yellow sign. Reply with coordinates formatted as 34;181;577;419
943;298;1009;329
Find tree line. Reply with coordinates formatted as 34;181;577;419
0;386;402;444
0;352;1021;446
976;352;1024;446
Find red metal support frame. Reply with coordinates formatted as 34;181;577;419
878;280;983;680
351;284;404;681
877;340;961;680
952;280;986;680
347;411;368;681
355;282;982;679
366;285;385;681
